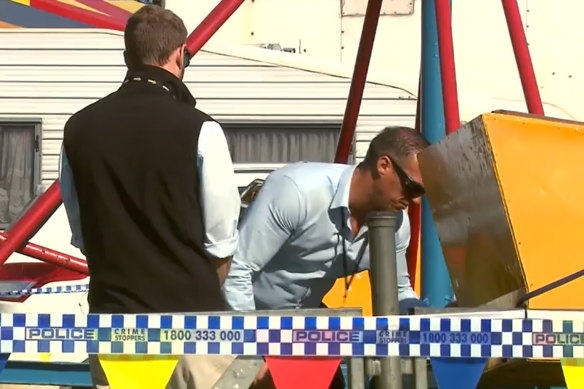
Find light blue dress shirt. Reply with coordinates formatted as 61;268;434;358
223;161;419;311
59;121;241;260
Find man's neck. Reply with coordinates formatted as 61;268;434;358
348;166;372;229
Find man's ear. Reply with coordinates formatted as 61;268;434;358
376;155;391;177
175;45;185;69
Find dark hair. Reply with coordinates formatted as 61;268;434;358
124;5;188;67
360;126;429;169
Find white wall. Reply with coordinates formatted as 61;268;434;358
165;0;584;121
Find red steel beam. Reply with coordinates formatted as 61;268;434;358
0;181;63;266
0;232;89;275
30;0;126;31
435;0;461;134
186;0;246;56
334;0;384;163
0;1;249;274
406;77;422;288
501;0;545;115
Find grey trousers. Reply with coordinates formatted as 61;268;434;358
88;354;237;389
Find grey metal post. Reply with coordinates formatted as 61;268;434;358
368;211;402;389
348;357;366;389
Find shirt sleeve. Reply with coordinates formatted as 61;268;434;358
394;210;419;301
58;146;85;254
223;173;306;311
198;121;241;259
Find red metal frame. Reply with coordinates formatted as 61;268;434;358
406;77;423;288
0;263;88;303
0;0;547;301
501;0;545;115
435;0;461;134
334;0;384;164
186;0;246;56
0;233;88;275
30;0;127;31
0;0;250;275
0;181;63;266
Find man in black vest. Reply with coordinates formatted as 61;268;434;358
59;5;241;388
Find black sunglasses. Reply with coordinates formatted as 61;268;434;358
183;49;191;68
386;155;425;200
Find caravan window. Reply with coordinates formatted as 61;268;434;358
0;120;40;229
221;121;342;163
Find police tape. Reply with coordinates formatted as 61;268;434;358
0;284;89;298
0;312;581;358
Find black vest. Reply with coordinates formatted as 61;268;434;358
64;66;225;313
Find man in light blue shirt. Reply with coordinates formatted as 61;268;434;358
224;126;429;315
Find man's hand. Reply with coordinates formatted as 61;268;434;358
214;257;232;285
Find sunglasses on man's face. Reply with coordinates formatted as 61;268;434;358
386;155;426;200
183;48;191;68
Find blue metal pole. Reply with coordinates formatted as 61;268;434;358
420;0;454;307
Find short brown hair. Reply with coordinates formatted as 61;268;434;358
124;5;188;67
361;126;429;169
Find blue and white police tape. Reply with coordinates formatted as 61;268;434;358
0;313;581;359
0;284;89;298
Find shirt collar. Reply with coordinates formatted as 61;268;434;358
330;164;356;211
122;65;197;107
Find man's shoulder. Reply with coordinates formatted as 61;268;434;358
64;92;114;131
395;209;410;246
267;162;349;204
275;162;348;183
165;105;219;134
191;108;216;124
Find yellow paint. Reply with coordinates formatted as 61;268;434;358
0;21;20;28
39;353;51;362
323;216;423;315
414;234;421;297
56;0;106;14
484;112;584;309
8;0;30;5
98;354;179;389
322;271;372;316
561;358;584;388
107;0;143;13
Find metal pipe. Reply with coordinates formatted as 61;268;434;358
368;211;402;389
334;0;383;163
348;358;365;389
414;358;429;389
185;0;246;56
434;0;461;133
31;0;126;31
501;0;545;115
420;0;454;308
406;203;420;289
406;76;423;288
0;233;88;275
0;181;62;266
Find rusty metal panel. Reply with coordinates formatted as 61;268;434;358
418;115;526;307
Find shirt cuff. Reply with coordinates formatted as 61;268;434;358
398;288;420;301
204;231;239;259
